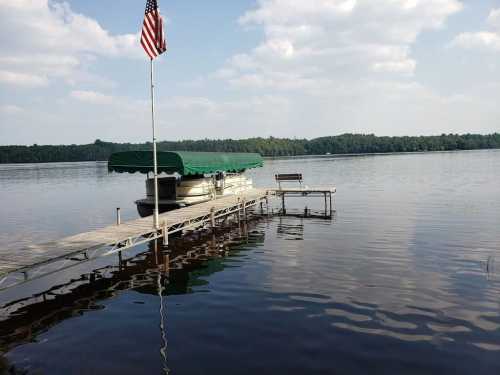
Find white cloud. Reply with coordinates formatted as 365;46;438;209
487;8;500;29
372;60;416;74
221;0;462;92
0;104;23;114
167;96;218;113
452;8;500;51
0;0;142;87
0;70;48;87
70;90;114;104
163;95;290;119
452;32;500;51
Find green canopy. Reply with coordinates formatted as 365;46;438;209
108;151;263;175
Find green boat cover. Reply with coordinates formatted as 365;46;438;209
108;151;263;175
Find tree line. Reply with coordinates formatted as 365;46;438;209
0;133;499;163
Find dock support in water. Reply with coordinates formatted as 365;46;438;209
118;250;123;271
210;207;216;229
0;188;337;290
271;187;336;218
242;199;247;221
162;222;168;246
116;208;121;226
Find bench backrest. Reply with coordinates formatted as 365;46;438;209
275;173;302;181
275;173;303;188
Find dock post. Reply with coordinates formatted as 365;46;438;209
324;193;327;217
116;207;121;225
163;253;170;276
118;251;123;270
260;201;264;215
242;199;247;221
281;193;286;214
329;192;333;216
265;194;269;216
210;207;216;229
162;221;168;246
236;198;241;224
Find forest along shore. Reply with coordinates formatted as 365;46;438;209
1;133;499;163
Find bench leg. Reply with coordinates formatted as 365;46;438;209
324;192;327;217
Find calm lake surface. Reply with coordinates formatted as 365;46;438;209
0;150;500;374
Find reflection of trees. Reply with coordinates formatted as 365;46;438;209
0;220;266;355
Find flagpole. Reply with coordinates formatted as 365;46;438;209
150;58;160;230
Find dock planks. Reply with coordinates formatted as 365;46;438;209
0;188;270;284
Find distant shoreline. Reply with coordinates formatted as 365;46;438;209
263;148;500;159
1;133;499;164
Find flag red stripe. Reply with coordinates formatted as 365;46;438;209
143;19;156;45
145;13;157;30
141;1;167;59
141;17;158;57
141;33;156;58
141;25;156;50
141;39;155;59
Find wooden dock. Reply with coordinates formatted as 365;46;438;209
0;186;336;291
0;188;271;290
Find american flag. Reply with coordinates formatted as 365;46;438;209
141;0;167;59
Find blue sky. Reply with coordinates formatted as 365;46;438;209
1;0;500;145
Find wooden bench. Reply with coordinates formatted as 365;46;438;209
275;173;303;189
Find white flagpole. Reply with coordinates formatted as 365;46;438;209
150;58;160;229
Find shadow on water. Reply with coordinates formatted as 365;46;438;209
0;217;267;373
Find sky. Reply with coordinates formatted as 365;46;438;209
0;0;500;145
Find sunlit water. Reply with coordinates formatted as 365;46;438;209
0;150;499;374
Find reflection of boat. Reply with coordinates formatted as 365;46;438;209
108;151;263;217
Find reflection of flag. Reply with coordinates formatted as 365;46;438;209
141;0;167;59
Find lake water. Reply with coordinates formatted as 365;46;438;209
0;150;500;374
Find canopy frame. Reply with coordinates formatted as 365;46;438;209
108;151;263;176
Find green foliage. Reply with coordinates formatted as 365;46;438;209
0;133;499;163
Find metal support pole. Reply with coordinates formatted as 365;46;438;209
116;207;121;225
329;192;333;216
150;58;160;230
324;192;327;217
153;238;159;265
242;199;247;221
210;207;216;229
162;222;168;246
260;201;264;215
163;253;170;275
118;251;123;271
281;193;285;214
236;198;241;224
